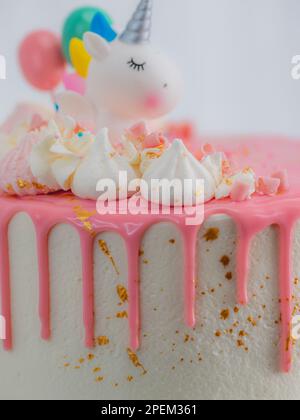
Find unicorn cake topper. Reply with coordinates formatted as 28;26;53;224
19;0;184;142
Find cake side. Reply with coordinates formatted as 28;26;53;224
0;210;300;400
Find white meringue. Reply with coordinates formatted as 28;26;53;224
201;152;224;186
71;128;136;200
215;168;256;200
141;139;216;206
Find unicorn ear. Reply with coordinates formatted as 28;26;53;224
83;32;111;61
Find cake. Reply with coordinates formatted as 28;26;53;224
1;0;300;401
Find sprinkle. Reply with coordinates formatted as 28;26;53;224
127;348;147;375
87;354;95;361
184;334;190;343
95;376;104;383
98;240;120;275
215;330;222;337
220;255;230;267
96;336;110;346
127;375;134;382
93;367;101;373
234;306;240;314
203;228;220;242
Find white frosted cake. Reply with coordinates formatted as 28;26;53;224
1;0;300;401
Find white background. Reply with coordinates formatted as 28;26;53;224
1;0;300;137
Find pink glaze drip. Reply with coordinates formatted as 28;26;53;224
0;137;300;373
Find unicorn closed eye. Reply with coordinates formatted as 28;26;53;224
56;0;184;142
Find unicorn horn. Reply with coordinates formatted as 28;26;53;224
119;0;153;44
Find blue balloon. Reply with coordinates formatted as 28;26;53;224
90;12;117;42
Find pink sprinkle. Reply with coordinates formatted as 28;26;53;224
256;177;280;196
129;122;147;139
272;170;289;193
144;132;161;148
202;143;215;155
230;181;252;202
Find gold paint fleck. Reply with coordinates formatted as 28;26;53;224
234;306;239;314
184;334;190;343
117;285;128;304
203;228;220;242
98;240;120;275
237;339;245;348
127;375;134;382
220;255;230;267
116;311;128;319
93;367;101;373
215;330;222;337
139;249;144;257
73;206;96;235
87;354;95;361
17;179;31;189
64;363;70;368
225;272;233;281
247;316;257;327
169;239;176;244
220;309;230;321
127;348;147;375
96;336;110;346
78;358;85;364
95;376;104;383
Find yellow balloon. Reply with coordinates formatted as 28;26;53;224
69;38;91;78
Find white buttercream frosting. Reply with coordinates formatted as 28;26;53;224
141;139;218;206
30;119;95;190
72;128;136;200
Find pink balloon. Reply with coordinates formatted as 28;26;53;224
19;30;66;91
63;72;86;95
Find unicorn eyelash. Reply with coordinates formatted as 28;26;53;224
127;58;146;72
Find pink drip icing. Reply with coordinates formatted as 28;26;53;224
0;137;299;373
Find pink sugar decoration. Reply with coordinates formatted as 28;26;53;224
272;170;289;193
202;143;215;155
256;176;280;196
144;132;161;148
129;122;147;139
230;181;252;202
